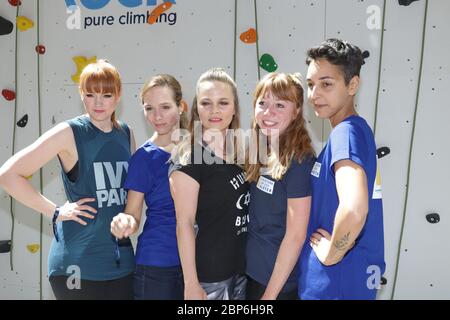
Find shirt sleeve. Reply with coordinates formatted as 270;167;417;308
285;157;315;198
169;161;202;184
124;148;152;194
329;122;368;171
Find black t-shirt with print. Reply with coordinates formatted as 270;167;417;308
171;145;249;283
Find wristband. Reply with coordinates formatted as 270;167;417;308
52;207;60;242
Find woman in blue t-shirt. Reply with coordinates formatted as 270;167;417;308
245;72;315;300
111;74;189;300
299;39;385;300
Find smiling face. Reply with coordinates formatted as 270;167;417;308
255;90;298;137
306;58;359;127
196;80;236;133
142;85;181;137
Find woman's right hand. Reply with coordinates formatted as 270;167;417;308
111;213;137;239
184;282;207;300
57;198;97;225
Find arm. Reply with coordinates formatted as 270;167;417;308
169;171;206;300
111;190;144;239
311;159;368;266
0;123;96;224
262;196;311;300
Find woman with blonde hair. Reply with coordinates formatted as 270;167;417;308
111;74;188;300
245;72;315;300
0;59;135;299
169;68;249;300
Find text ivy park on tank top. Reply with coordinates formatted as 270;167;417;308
93;161;129;208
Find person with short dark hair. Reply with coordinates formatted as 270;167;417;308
299;39;385;300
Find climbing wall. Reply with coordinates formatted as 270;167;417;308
392;0;450;299
0;0;447;299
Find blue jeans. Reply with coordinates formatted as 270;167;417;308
133;264;184;300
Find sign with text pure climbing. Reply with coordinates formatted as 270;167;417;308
65;0;178;29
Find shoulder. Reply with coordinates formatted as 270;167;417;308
287;156;315;177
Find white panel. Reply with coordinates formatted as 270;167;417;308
394;0;450;300
374;0;426;300
325;0;383;130
256;0;326;153
0;0;42;299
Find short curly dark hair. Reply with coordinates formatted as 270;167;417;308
306;39;364;85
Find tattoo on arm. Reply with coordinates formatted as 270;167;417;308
333;232;350;251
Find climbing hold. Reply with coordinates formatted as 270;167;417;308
35;45;46;55
377;147;390;159
148;2;173;25
17;114;28;128
52;116;56;125
16;16;34;32
26;244;40;254
362;50;370;65
240;28;257;44
2;89;16;101
426;213;440;224
0;16;14;35
71;56;97;84
381;277;387;285
26;175;33;180
0;240;11;253
8;0;22;6
259;54;278;72
398;0;420;6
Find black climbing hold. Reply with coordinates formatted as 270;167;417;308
381;276;387;285
0;240;11;253
377;147;390;159
362;50;370;65
398;0;420;6
17;114;28;128
426;213;440;224
0;16;14;36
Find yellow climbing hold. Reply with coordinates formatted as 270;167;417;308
26;175;32;180
17;16;34;32
26;244;40;254
71;56;97;84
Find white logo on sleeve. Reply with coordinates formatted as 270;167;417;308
372;165;383;200
256;176;275;195
311;162;322;178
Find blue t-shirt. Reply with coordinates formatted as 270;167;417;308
246;157;314;293
299;115;385;300
48;115;135;281
124;140;180;267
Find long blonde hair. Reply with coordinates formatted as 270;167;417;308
140;74;189;130
79;59;122;128
246;72;315;182
171;68;242;165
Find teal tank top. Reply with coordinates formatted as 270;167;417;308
48;115;135;281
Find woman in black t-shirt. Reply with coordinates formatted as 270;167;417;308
169;68;249;300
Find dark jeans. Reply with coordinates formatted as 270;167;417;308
133;264;184;300
49;273;133;300
246;276;299;300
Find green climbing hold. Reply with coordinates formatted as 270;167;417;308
259;54;278;72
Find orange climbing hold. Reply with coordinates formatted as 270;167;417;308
240;28;257;44
148;2;173;25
